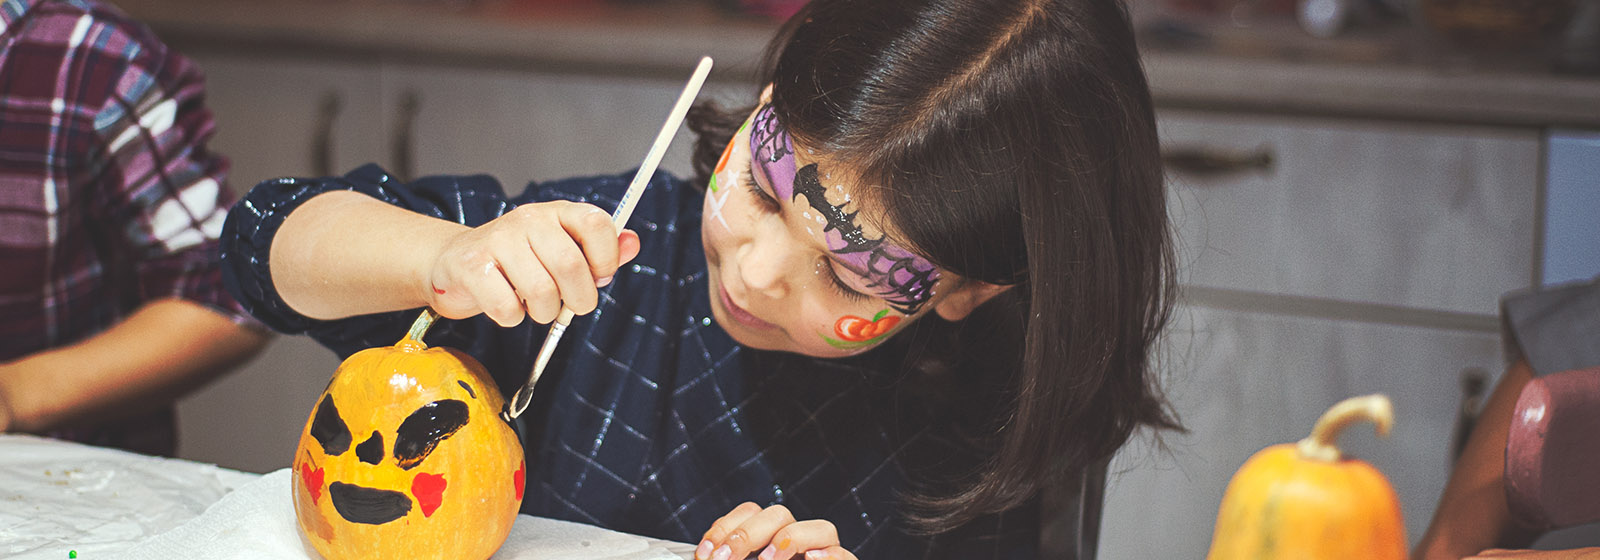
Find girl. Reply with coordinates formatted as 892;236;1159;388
219;0;1177;557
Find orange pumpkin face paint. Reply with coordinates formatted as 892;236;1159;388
707;118;750;193
822;309;900;349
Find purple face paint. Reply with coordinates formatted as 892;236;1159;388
750;105;797;200
749;105;942;314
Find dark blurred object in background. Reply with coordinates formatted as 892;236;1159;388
1418;0;1600;74
711;0;804;20
1168;0;1298;18
1419;0;1575;46
1559;0;1600;73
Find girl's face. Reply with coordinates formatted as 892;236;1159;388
702;103;984;357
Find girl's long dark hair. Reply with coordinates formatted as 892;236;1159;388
688;0;1179;534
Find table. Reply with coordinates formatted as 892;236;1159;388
0;434;695;559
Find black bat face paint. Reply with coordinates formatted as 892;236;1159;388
749;105;942;314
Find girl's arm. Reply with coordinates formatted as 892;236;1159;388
271;190;461;320
267;189;640;326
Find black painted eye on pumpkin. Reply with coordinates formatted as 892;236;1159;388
311;395;352;456
394;400;469;470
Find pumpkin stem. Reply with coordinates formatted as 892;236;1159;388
402;308;441;348
1296;394;1394;462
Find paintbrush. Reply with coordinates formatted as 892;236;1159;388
503;56;713;421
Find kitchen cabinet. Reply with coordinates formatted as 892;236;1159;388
194;52;739;194
1542;130;1600;287
1100;111;1543;557
382;64;743;184
1160;111;1540;315
1101;305;1505;558
190;53;386;193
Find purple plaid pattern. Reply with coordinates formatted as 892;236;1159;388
0;0;251;455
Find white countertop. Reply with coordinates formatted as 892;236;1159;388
110;0;1600;129
0;434;694;560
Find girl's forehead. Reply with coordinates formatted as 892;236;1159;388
747;106;884;232
746;105;943;315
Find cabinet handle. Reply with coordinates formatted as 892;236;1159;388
311;92;342;177
392;90;421;182
1162;144;1274;177
1452;367;1490;462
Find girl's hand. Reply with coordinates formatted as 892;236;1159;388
425;201;640;326
694;502;857;560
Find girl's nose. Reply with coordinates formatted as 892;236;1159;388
737;225;805;299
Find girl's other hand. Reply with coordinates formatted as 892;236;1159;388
425;201;641;326
694;502;857;560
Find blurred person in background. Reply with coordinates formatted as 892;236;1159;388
0;0;268;456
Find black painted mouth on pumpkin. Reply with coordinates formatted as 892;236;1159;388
328;482;412;525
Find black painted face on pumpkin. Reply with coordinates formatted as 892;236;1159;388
302;393;470;524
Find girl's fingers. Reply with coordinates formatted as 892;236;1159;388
459;260;523;327
490;235;559;324
696;502;763;560
527;222;600;317
435;202;641;325
618;229;641;267
766;519;840;560
558;202;626;281
707;504;796;560
799;545;856;560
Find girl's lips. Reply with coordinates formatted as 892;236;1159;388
718;285;776;330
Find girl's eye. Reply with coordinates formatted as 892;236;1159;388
745;163;781;213
822;257;871;302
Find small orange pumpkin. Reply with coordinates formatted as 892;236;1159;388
292;309;524;560
1205;394;1406;560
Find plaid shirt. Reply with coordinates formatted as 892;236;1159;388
0;0;250;455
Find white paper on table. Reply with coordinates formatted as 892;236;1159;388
0;435;254;560
123;468;683;560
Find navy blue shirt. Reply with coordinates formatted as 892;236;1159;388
220;164;1042;558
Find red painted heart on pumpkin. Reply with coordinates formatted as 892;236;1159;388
300;463;325;505
412;472;448;518
514;460;526;501
834;311;901;342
